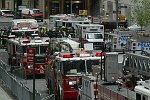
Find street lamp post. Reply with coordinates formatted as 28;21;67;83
71;0;73;14
33;52;36;100
116;0;119;29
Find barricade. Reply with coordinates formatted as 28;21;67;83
41;94;55;100
0;60;42;100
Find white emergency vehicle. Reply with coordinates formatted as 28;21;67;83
49;14;68;30
76;24;104;50
108;29;136;52
126;35;150;55
55;17;91;28
11;19;39;37
134;80;150;100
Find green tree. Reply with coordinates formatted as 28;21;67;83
131;0;150;30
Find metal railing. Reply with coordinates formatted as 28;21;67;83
0;60;42;100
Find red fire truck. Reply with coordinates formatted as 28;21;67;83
46;50;104;100
7;35;49;77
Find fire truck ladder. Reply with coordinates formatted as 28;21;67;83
123;53;150;78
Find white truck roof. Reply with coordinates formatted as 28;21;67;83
76;24;104;27
11;19;39;32
7;37;49;46
12;19;38;23
135;80;150;96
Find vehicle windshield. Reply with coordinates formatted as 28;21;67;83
22;45;47;55
2;11;13;14
62;60;100;75
31;45;47;54
87;33;103;39
33;10;40;14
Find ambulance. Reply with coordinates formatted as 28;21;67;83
7;35;49;77
76;24;104;50
11;19;39;37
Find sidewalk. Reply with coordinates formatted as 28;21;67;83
0;80;17;100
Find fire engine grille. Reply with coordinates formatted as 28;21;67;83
93;42;104;50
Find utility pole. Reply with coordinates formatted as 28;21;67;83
33;51;36;100
71;0;72;14
116;0;119;29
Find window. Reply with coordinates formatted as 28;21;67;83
143;95;148;100
136;93;141;100
63;60;85;75
2;10;13;14
33;10;40;14
40;46;48;54
86;60;100;73
87;34;103;39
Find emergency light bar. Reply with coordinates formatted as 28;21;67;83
95;52;104;57
22;39;30;44
63;54;73;58
79;54;90;57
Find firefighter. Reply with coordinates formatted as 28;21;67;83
41;26;47;37
41;21;47;36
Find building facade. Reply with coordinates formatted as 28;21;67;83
0;0;135;21
0;0;93;18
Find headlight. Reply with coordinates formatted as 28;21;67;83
69;81;77;85
28;65;33;69
69;82;73;85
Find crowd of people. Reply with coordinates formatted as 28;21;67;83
40;22;75;38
